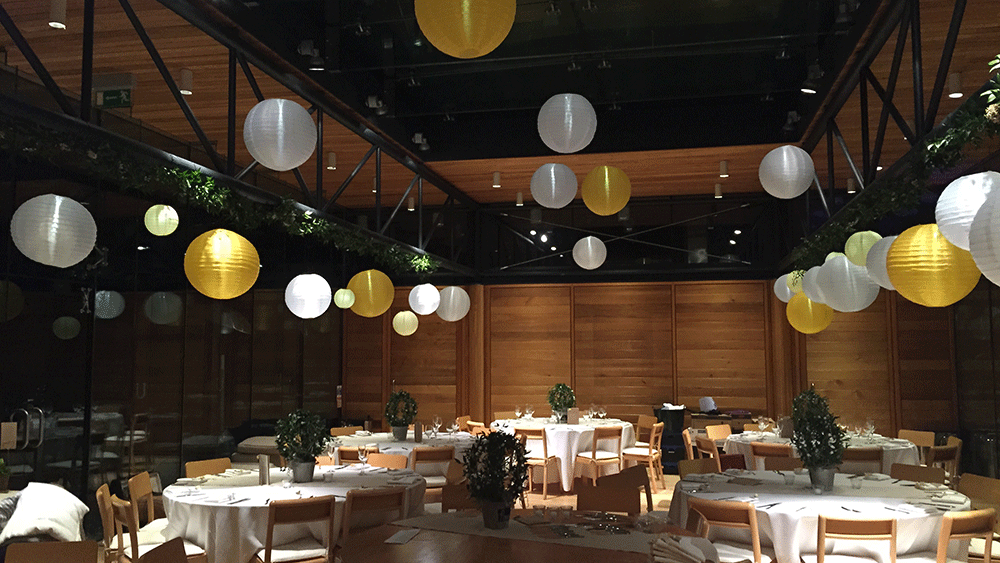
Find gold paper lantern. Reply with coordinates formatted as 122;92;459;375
581;166;631;216
844;231;882;266
886;223;980;307
183;229;260;300
144;204;179;236
347;269;394;317
333;288;356;309
786;292;834;334
414;0;516;59
393;311;419;336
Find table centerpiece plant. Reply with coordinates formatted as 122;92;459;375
0;458;9;492
547;383;576;423
463;431;528;529
275;408;327;483
790;387;848;491
385;390;418;441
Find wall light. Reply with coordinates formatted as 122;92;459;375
715;183;723;199
178;68;193;96
515;192;523;206
326;152;336;170
492;171;501;188
719;160;729;178
948;72;963;99
49;0;66;29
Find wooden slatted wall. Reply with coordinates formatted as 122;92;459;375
342;310;384;421
894;294;958;432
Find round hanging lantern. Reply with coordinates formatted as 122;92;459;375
94;290;125;320
393;311;419;336
887;223;980;307
333;288;356;309
243;99;317;172
52;316;81;340
935;171;1000;250
801;266;827;305
581;166;630;216
530;163;578;209
774;275;794;303
865;236;897;290
816;255;880;313
0;281;25;322
826;252;845;262
437;286;471;322
572;236;607;270
408;284;440;315
844;231;882;266
969;190;1000;286
184;229;260;300
758;145;815;199
144;204;179;237
787;270;805;293
10;193;97;268
786;293;834;334
144;292;183;325
414;0;515;59
346;269;394;318
537;93;598;154
284;274;332;319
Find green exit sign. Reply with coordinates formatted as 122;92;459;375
96;89;132;108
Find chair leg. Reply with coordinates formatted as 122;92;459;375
542;464;548;500
646;460;659;493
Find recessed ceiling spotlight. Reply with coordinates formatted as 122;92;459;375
876;165;883;171
529;229;537;236
540;234;548;243
326;152;336;170
550;246;557;251
407;197;415;211
178;68;193;96
729;239;737;245
734;229;742;235
846;178;856;194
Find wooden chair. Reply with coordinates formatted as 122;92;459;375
901;508;995;563
682;428;695;460
576;426;624;485
687;497;773;563
576;481;640;516
705;424;732;441
250;496;337;563
441;482;479;512
597;463;653;512
410;446;455;490
926;445;960;486
467;421;489;436
812;515;896;563
634;414;658;447
492;411;516;421
516;427;558;499
946;435;963;474
958;472;1000;505
338;445;379;464
96;484;119;563
749;442;792;471
128;471;166;530
695;436;722;473
679;457;720;478
5;540;100;563
839;447;883;475
330;426;363;436
744;422;774;432
367;452;408;469
622;421;664;491
898;429;936;464
341;487;408;539
138;538;187;563
890;463;946;484
761;456;803;471
110;495;207;562
184;457;231;478
445;459;466;485
455;415;472;432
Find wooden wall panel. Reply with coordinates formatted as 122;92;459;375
302;307;342;417
251;291;302;420
342;309;384;422
894;295;958;432
573;284;673;420
674;282;768;412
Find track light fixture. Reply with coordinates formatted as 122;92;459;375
49;0;66;29
178;68;193;96
948;73;963;99
411;133;429;151
715;183;723;199
719;160;729;178
492;172;501;188
326;152;336;170
516;192;524;206
846;178;856;194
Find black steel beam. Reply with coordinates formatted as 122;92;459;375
228;51;236;175
237;54;265;101
316;112;323;203
924;0;967;128
380;174;419;235
375;148;382;231
867;68;915;151
80;0;95;123
322;145;376;213
910;0;924;137
860;78;870;181
0;5;77;116
830;120;864;188
827;125;835;195
422;195;453;250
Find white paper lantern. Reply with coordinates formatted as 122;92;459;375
865;236;897;290
537;93;597;154
816;255;880;313
11;194;97;268
970;190;1000;286
144;291;183;325
393;311;419;336
284;274;332;319
572;236;607;270
437;286;470;322
333;288;355;309
144;204;179;236
774;275;794;303
53;316;80;340
243;99;317;172
758;145;815;199
935;171;1000;250
801;265;827;304
530;163;578;209
409;284;440;315
94;290;125;320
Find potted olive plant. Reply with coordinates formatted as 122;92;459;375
0;458;10;492
463;432;527;529
275;409;327;483
547;383;576;423
790;387;848;491
385;390;418;441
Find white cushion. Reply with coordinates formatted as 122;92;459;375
258;536;328;562
577;451;620;460
802;556;889;563
109;519;174;551
423;475;448;488
897;551;963;563
968;537;1000;557
634;441;650;448
715;541;774;563
134;539;206;558
622;446;656;456
0;482;88;543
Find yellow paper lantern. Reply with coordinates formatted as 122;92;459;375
787;270;805;293
886;223;980;307
184;229;260;300
333;288;356;309
393;311;419;336
144;204;179;236
414;0;516;59
347;269;394;318
581;166;631;216
786;292;834;334
844;231;882;266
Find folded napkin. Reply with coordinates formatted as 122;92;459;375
387;476;422;485
933;492;967;504
864;473;890;481
682;474;714;483
354;430;372;436
174;477;206;485
915;482;950;491
651;535;718;563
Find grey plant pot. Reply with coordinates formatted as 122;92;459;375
479;500;512;529
809;466;837;492
290;459;316;483
391;426;409;441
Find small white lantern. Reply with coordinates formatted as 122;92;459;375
11;194;97;268
144;292;183;325
758;145;815;199
801;265;827;304
816;254;880;312
53;316;80;340
243;99;317;171
333;288;356;309
865;236;897;290
774;275;794;303
572;236;607;270
935;171;1000;250
437;286;471;322
530;163;578;209
284;274;332;319
408;284;441;315
393;311;419;336
537;93;597;154
94;290;126;320
144;204;179;236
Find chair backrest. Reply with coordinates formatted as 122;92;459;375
261;496;337;563
367;453;408;469
947;435;963;475
682;428;694;460
456;415;472;431
637;414;657;443
749;441;791;470
339;445;379;464
744;422;775;432
137;537;187;563
704;424;732;441
937;508;995;563
96;483;116;553
441;482;478;512
576;481;640;516
687;498;762;563
492;411;516;421
184;457;231;478
110;494;142;562
842;447;882;461
817;515;896;563
761;456;803;471
410;446;455;473
514;427;549;459
927;444;960;477
6;540;100;563
679;457;719;478
445;459;466;484
597;464;653;512
467;421;489;436
898;429;936;448
342;487;408;539
958;472;1000;504
642;422;664;455
128;471;157;525
587;426;624;459
890;463;946;484
694;436;722;472
330;426;363;437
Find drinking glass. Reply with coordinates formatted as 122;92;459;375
433;415;442;435
758;418;768;432
514;405;522;419
525;405;534;419
864;419;875;439
448;420;459;434
597;406;607;419
589;403;597;419
358;445;369;471
325;437;336;459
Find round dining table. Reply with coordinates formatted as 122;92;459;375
724;431;920;473
333;430;476;476
163;465;425;563
667;469;971;563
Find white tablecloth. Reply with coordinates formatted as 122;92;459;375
163;465;425;563
333;431;475;477
491;418;636;492
667;469;970;563
724;432;920;473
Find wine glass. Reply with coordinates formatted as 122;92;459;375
358;445;369;471
448;419;459;434
433;415;442;436
514;405;522;419
864;419;875;440
325;437;337;460
597;405;607;419
524;405;534;419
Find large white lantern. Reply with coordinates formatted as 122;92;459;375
969;190;1000;286
333;288;355;309
572;236;607;270
935;171;1000;250
11;194;97;268
53;316;80;340
392;311;419;336
537;93;597;154
816;254;880;312
243;99;317;172
774;275;794;303
758;145;815;199
94;290;125;320
865;236;897;290
284;274;332;319
801;265;827;304
437;286;470;322
144;204;179;236
144;292;183;325
408;284;440;315
530;163;578;209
